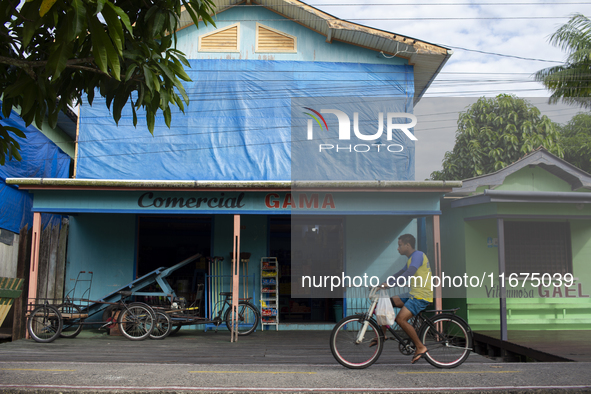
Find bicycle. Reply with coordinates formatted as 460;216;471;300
167;288;260;336
27;290;158;343
330;287;473;369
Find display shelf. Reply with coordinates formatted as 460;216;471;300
260;257;279;330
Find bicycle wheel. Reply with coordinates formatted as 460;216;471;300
224;302;260;336
150;311;172;340
168;324;182;336
118;303;154;341
419;314;472;369
330;314;384;369
57;303;83;338
27;305;62;343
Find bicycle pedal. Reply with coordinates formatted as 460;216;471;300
100;317;117;329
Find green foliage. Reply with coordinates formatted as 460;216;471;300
0;0;216;165
558;112;591;173
535;14;591;109
430;95;563;180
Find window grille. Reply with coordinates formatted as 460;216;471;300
504;221;572;276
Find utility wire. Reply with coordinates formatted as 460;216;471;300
209;16;572;21
443;46;565;63
249;2;591;5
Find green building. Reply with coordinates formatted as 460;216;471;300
441;147;591;335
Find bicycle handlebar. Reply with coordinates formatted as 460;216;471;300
368;286;381;300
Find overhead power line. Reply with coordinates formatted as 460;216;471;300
444;46;564;63
261;2;590;5
218;16;572;21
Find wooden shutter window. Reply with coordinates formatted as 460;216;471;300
256;23;297;53
199;23;240;52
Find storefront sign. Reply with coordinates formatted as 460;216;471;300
137;192;246;209
31;190;441;215
264;193;335;210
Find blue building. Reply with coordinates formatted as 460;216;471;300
8;1;458;329
0;105;73;338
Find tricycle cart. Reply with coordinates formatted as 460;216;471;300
27;284;161;343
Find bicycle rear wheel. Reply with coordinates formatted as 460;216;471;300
330;314;384;369
224;302;260;336
118;303;154;341
419;314;472;368
150;311;172;340
27;305;62;343
57;303;83;338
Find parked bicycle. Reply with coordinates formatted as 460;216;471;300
166;286;260;336
330;287;473;369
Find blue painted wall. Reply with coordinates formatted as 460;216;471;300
65;214;136;302
178;5;408;65
344;216;417;315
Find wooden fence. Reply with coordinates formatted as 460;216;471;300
0;218;69;341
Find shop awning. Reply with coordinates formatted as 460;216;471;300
6;178;461;216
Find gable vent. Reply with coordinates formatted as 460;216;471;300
256;23;297;53
199;23;240;52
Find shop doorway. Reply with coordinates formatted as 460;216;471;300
137;216;212;305
269;216;343;323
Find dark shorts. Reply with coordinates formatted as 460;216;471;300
391;293;430;316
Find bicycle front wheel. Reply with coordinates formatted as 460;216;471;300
27;305;62;343
118;303;154;341
419;314;472;369
224;302;260;336
330;314;384;369
150;311;172;340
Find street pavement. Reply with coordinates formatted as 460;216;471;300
0;329;590;393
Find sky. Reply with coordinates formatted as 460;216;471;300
304;0;591;180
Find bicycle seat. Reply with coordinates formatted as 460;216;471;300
118;291;133;297
219;292;232;296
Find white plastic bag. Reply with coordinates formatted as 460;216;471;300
375;290;395;326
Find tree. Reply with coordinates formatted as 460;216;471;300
535;13;591;110
430;95;563;181
0;0;216;165
558;112;591;173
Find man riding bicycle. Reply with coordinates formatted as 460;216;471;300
376;233;433;364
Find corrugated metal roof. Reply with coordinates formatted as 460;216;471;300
179;0;451;104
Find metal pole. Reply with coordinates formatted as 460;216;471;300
231;215;241;342
432;215;442;311
497;218;508;341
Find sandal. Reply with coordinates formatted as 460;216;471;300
411;351;428;364
369;337;386;348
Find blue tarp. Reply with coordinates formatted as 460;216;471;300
0;104;71;233
76;60;414;181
